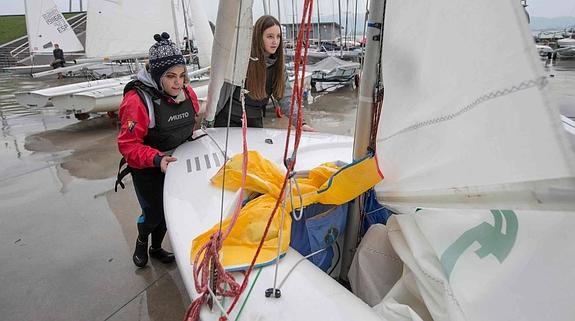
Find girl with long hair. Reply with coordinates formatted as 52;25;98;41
214;15;314;131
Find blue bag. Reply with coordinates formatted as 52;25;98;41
289;203;348;272
360;189;391;236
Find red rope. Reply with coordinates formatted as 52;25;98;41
221;0;315;318
185;1;315;319
185;102;250;321
284;0;314;163
369;98;383;151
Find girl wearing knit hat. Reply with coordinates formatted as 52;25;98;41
213;15;315;131
116;32;201;268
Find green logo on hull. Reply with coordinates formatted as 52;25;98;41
440;209;518;279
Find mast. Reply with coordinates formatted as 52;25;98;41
291;0;296;45
353;0;358;45
317;0;321;47
338;0;343;57
339;0;386;282
170;1;182;51
360;0;370;62
276;0;281;23
331;0;336;50
181;0;192;56
521;0;530;24
344;0;349;49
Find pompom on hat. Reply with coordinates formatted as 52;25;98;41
148;32;186;88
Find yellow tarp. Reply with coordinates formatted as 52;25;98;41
191;151;383;271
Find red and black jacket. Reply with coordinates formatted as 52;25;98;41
117;81;200;169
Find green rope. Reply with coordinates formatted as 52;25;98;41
234;268;263;321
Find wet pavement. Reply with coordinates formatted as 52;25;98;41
0;71;361;321
0;112;190;320
1;58;574;321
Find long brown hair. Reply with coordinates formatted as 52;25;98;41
245;15;285;101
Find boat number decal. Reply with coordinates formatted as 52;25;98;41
43;6;70;34
185;153;222;173
440;209;518;279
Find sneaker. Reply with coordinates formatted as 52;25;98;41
149;247;175;264
132;237;148;268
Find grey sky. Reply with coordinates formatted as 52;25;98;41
1;0;574;19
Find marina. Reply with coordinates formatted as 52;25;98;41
1;0;575;320
0;66;361;320
1;50;574;321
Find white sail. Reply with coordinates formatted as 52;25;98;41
171;0;213;68
363;1;575;320
85;0;179;58
204;0;253;121
187;0;213;68
375;0;575;207
24;0;84;54
160;1;575;320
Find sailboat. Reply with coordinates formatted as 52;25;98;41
3;0;84;74
14;77;130;108
15;0;214;118
83;0;198;60
27;0;209;79
163;0;575;320
49;72;209;116
556;37;575;58
307;55;361;91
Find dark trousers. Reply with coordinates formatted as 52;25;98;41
131;167;167;249
214;105;264;128
51;59;65;69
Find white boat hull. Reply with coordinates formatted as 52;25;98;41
535;44;553;58
51;83;209;114
50;84;126;113
31;62;101;78
14;92;52;109
164;128;382;320
3;64;53;75
557;38;575;48
557;47;575;58
51;92;121;113
15;77;129;108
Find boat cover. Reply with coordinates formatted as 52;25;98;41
308;56;361;74
190;150;383;271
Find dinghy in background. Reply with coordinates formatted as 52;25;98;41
50;83;129;114
51;80;209;115
3;65;53;75
11;0;215;119
31;62;101;78
15;77;130;108
307;56;360;91
3;0;84;76
24;0;84;55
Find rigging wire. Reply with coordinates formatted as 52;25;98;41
368;2;386;151
222;0;316;314
185;1;250;320
327;241;342;276
359;0;370;70
187;0;316;319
